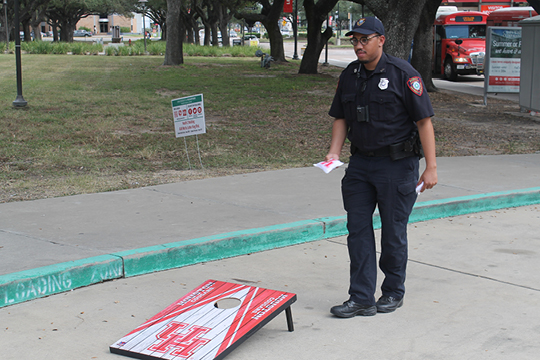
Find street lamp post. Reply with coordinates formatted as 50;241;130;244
292;0;299;60
3;0;8;52
337;2;340;38
13;0;27;107
323;13;329;66
139;0;148;53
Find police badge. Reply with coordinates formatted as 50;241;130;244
407;76;424;96
378;78;389;90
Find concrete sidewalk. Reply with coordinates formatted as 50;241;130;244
1;154;540;359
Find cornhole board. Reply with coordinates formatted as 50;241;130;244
110;279;297;360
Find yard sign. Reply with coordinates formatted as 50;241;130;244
172;94;206;138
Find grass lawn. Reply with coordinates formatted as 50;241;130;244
0;54;343;202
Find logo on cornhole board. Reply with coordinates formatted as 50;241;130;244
110;280;297;360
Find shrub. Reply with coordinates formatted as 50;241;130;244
147;41;166;55
22;41;53;54
52;42;70;54
70;42;87;55
105;46;116;56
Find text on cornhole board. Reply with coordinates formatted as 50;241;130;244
110;280;296;360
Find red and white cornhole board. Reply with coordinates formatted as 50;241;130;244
110;280;297;360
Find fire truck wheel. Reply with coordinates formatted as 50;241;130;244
444;59;458;81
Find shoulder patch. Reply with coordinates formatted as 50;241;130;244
407;76;423;96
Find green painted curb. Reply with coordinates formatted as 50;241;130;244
114;220;325;278
315;216;347;239
410;187;540;223
316;187;540;238
2;187;539;308
0;255;123;308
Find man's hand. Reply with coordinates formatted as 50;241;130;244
325;153;341;162
418;167;437;193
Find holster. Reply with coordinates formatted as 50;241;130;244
389;131;423;160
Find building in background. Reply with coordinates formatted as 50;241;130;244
77;14;134;34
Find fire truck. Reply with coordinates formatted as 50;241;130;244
486;6;538;27
433;11;488;81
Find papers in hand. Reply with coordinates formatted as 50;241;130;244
416;182;424;194
314;159;344;174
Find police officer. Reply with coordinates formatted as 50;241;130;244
326;17;438;317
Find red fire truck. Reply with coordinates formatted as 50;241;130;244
486;6;538;27
433;11;488;81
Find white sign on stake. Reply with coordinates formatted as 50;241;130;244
171;94;206;169
172;94;206;138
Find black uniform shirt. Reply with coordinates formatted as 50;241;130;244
329;52;434;152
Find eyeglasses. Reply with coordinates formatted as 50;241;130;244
350;35;380;46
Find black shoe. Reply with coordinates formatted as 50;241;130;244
376;296;403;313
330;300;377;318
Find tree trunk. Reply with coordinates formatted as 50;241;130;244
263;18;286;62
183;9;195;44
411;0;443;92
364;0;427;60
211;23;219;46
30;2;49;42
22;20;32;42
164;0;184;65
203;26;210;45
162;22;167;41
298;0;338;74
194;3;213;46
59;21;75;42
235;0;287;62
298;24;332;74
32;25;42;40
187;11;200;45
47;18;60;42
52;26;59;42
217;3;232;47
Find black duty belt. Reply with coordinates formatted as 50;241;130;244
353;142;416;160
356;146;391;157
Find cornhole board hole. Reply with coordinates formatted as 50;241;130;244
110;279;297;360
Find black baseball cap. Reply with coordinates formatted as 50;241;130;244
345;17;385;37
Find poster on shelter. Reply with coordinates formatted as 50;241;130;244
486;27;522;93
172;94;206;138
